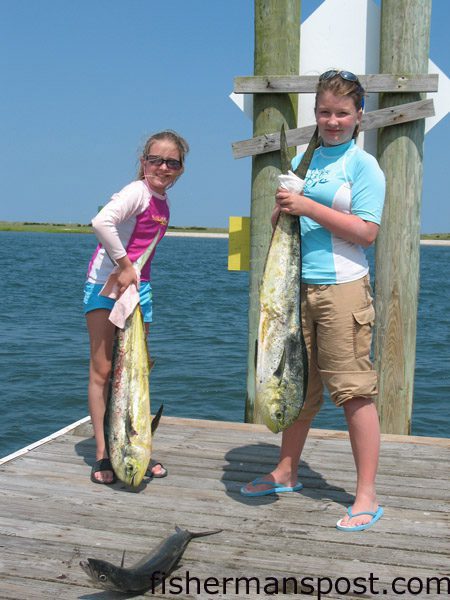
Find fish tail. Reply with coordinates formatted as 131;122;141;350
187;528;222;539
174;525;222;538
151;404;164;434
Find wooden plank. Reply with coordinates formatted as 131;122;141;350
1;525;447;590
1;510;447;589
1;531;447;598
1;450;448;515
1;474;448;540
19;430;450;487
234;73;439;93
68;415;450;448
232;99;435;159
0;416;448;599
2;501;448;570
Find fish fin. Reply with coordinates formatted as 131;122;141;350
279;123;291;174
293;126;319;179
120;550;126;568
151;404;164;434
274;332;301;384
175;525;182;533
273;348;287;383
125;413;138;438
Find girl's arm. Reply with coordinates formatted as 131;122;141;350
92;181;149;260
275;188;379;247
92;208;137;295
92;181;148;293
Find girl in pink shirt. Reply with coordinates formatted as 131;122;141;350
84;130;189;484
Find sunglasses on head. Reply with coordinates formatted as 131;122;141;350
145;155;182;171
319;70;365;109
319;69;360;82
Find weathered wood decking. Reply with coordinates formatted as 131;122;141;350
0;416;449;599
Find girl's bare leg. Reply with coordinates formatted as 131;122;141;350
86;309;116;483
242;418;313;493
340;397;380;527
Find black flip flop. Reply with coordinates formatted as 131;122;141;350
147;460;168;479
90;458;117;485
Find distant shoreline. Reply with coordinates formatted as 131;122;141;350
0;221;449;244
0;221;227;236
166;233;450;245
419;239;450;246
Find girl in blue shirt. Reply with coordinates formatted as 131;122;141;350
242;71;385;533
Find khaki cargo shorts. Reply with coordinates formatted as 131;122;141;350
299;274;378;420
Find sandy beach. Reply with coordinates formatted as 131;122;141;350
419;239;450;246
166;231;228;238
167;231;450;245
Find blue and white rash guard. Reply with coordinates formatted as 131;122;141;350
291;139;385;285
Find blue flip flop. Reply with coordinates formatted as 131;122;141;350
240;478;303;497
336;506;384;532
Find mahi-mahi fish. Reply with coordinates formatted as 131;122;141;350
80;526;222;593
254;126;318;433
106;230;163;487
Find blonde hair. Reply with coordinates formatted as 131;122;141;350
137;130;189;180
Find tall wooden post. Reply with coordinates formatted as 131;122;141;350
245;0;300;422
374;0;431;434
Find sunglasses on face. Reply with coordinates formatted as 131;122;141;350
145;155;182;171
319;70;365;109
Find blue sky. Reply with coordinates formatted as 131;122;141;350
1;0;449;232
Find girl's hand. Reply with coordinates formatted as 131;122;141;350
275;187;310;216
113;256;137;297
115;266;138;296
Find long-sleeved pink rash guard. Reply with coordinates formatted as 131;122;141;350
86;180;169;284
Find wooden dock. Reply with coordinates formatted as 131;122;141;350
0;416;449;599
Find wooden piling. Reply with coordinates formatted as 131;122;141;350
374;0;432;434
246;0;300;423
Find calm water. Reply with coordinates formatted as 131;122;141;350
0;232;449;458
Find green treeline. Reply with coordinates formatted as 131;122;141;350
0;222;228;235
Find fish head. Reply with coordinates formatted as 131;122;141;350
258;378;301;433
119;450;149;488
80;558;129;592
256;332;306;433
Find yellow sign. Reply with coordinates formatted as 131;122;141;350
228;216;250;271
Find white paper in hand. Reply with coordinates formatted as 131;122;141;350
278;170;304;194
99;267;141;328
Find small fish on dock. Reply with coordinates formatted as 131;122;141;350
80;526;222;593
